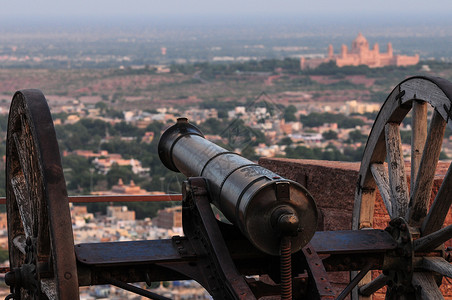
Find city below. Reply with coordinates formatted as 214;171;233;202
1;16;452;298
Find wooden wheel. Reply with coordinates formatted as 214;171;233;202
6;90;79;299
353;76;452;299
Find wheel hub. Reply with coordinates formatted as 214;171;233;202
383;218;415;296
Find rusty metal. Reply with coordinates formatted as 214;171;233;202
280;237;292;300
311;229;397;254
179;177;255;299
100;275;172;300
301;244;335;299
0;194;182;204
381;218;416;297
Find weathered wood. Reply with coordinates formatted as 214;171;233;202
352;84;407;232
41;279;57;300
411;101;428;191
412;272;444;299
354;189;377;230
421;164;452;236
370;163;393;218
10;175;33;237
401;78;451;121
422;257;452;278
359;273;387;296
408;109;446;226
353;77;452;300
414;224;452;252
385;122;409;218
6;90;80;299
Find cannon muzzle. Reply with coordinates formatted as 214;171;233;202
159;118;318;255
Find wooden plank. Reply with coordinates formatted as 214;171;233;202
422;164;452;236
412;272;444;299
370;163;393;218
408;109;446;227
414;224;452;252
422;257;452;278
385;122;409;218
353;189;376;230
411;101;428;191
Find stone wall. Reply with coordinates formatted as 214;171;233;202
259;157;452;299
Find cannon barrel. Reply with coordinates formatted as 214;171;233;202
158;118;318;255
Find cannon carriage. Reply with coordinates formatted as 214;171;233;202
4;76;452;299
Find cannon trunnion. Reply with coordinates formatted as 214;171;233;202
5;75;452;299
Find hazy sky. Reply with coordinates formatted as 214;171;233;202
1;0;451;18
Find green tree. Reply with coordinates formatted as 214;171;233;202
278;137;293;145
106;164;136;188
283;105;297;122
347;130;368;143
322;130;338;140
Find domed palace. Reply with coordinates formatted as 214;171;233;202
300;33;419;69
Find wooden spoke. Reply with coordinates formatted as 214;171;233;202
385;122;409;218
421;165;452;236
422;257;452;278
414;224;452;252
411;101;428;190
358;273;388;297
408;109;447;227
370;163;393;218
412;272;444;299
10;175;33;238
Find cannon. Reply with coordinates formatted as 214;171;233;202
158;117;318;256
4;76;452;299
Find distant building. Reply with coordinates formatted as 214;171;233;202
0;213;7;230
301;33;419;69
111;179;148;195
342;100;381;115
153;206;182;229
107;206;136;221
93;156;150;175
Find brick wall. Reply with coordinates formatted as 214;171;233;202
259;158;452;299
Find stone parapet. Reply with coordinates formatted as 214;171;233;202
259;157;452;299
